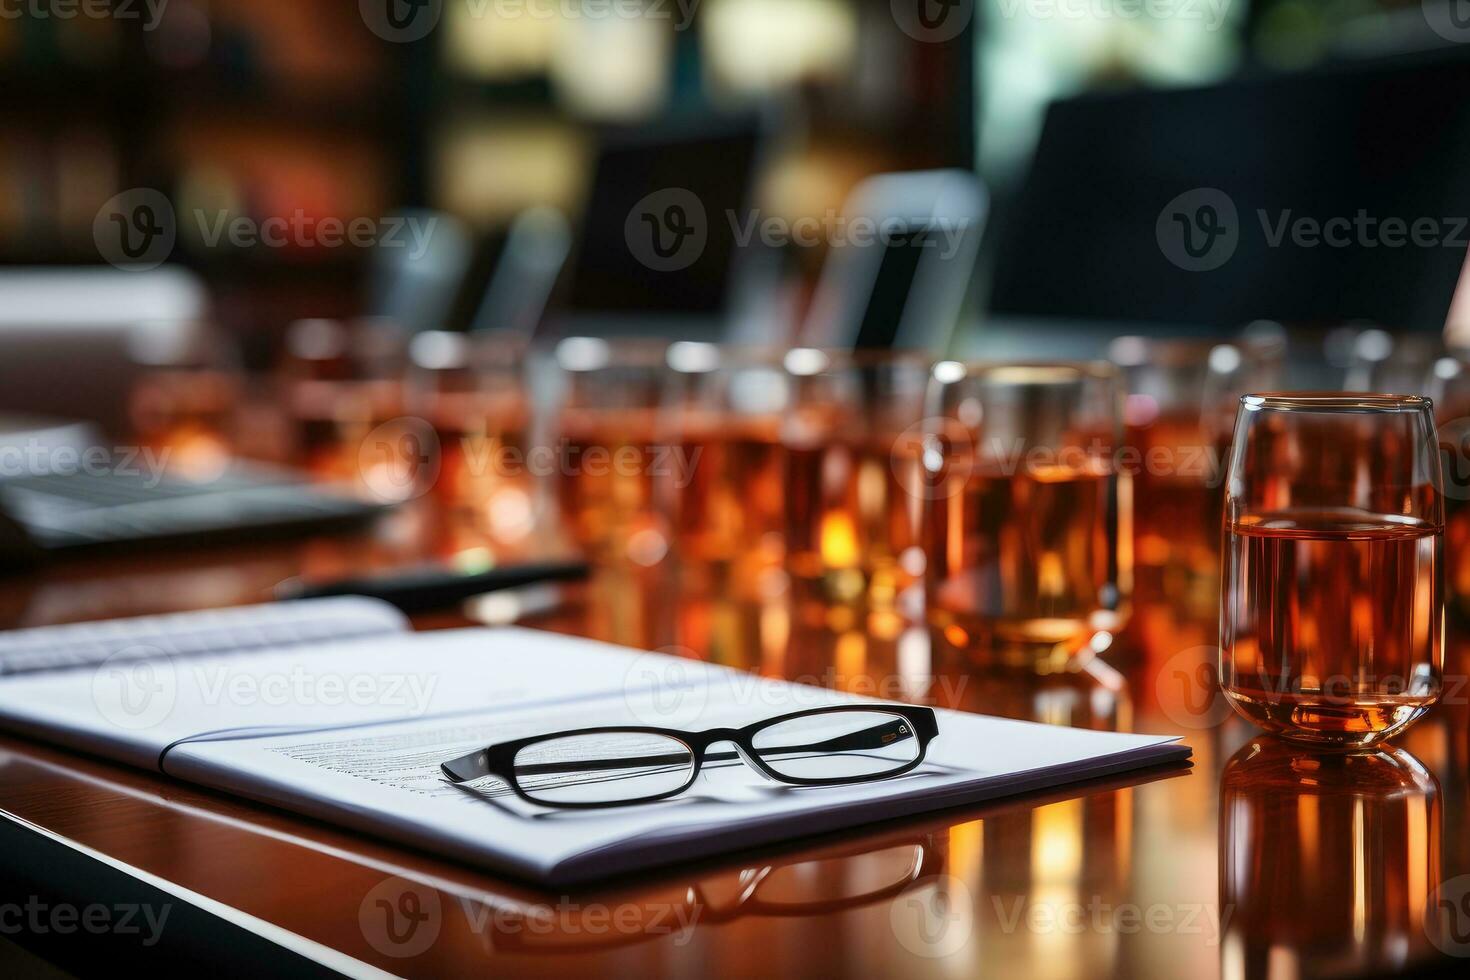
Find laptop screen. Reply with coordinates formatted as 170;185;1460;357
851;227;943;350
559;114;763;326
989;48;1470;330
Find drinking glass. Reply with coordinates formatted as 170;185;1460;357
127;320;242;482
661;343;789;585
1221;394;1444;746
1341;326;1441;395
281;317;407;486
404;330;534;544
780;349;930;605
1109;335;1279;606
551;337;671;565
923;361;1129;670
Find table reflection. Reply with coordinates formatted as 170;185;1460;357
484;833;944;955
431;766;1183;973
1219;738;1442;979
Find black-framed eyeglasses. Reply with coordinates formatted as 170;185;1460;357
439;704;939;809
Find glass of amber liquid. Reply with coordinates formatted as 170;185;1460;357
661;343;789;584
404;331;534;544
552;337;672;565
1109;335;1279;609
127;320;242;482
924;361;1129;670
280;317;408;486
781;349;930;605
1221;393;1445;746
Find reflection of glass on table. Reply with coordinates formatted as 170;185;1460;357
1220;738;1442;977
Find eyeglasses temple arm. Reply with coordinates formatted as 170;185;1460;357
752;718;917;758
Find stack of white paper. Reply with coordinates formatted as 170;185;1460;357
0;601;1189;883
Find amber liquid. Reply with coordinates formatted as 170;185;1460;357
129;369;239;480
671;417;785;574
288;378;404;484
926;460;1115;656
784;433;922;602
1222;510;1443;745
1128;413;1224;577
1446;499;1470;619
425;389;533;543
557;408;668;561
1437;411;1470;618
420;391;525;481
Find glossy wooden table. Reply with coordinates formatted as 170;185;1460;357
0;504;1466;978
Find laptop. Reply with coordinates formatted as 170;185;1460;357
986;46;1470;341
0;418;383;566
800;169;987;353
543;110;773;342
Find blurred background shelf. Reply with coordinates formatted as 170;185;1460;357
0;0;975;334
5;0;1469;343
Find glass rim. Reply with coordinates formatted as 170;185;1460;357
1108;335;1245;368
1241;392;1433;413
932;359;1120;386
550;335;671;372
659;344;933;376
408;329;529;372
770;346;934;375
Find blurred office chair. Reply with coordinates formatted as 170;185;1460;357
0;265;209;434
365;208;473;334
801;169;987;353
470;206;571;336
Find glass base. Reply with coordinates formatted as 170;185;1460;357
1223;690;1438;748
932;623;1104;675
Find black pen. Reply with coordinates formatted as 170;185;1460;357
274;560;590;613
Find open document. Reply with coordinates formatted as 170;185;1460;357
0;599;1190;884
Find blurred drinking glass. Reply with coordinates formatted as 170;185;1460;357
780;349;930;606
923;361;1129;670
281;317;408;489
1342;326;1441;395
1221;394;1444;746
1109;335;1276;606
127;320;242;482
552;337;671;566
662;343;789;586
405;330;534;544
